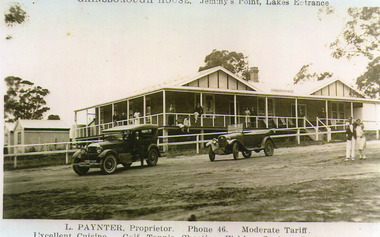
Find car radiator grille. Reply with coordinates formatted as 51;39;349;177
87;147;97;154
218;137;227;147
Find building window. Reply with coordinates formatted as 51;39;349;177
17;132;21;144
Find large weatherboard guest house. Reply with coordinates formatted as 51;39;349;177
73;66;380;146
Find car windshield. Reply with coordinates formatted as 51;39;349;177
228;124;243;133
103;132;123;141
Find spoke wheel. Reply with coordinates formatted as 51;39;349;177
264;140;274;156
232;143;239;160
101;154;117;174
146;149;158;166
209;146;215;161
72;158;89;175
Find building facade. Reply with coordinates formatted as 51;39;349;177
73;66;380;142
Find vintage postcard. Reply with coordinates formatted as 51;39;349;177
1;0;380;236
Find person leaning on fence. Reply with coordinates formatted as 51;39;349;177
356;119;367;160
345;117;357;161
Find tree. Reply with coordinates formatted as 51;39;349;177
356;57;380;98
199;49;251;80
330;7;380;98
4;3;29;40
48;114;61;120
4;76;50;122
293;63;334;85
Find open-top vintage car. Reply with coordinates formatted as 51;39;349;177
206;124;276;161
72;124;160;175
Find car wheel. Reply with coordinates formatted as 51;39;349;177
209;146;215;161
122;163;132;169
146;149;158;166
264;140;274;156
72;158;89;175
242;150;252;158
233;143;239;160
100;154;118;174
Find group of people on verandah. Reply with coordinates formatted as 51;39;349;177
345;117;367;161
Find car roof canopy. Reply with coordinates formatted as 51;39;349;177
102;124;158;133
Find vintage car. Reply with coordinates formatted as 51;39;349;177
72;124;160;175
206;124;276;161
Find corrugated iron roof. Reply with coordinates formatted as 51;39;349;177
16;119;71;130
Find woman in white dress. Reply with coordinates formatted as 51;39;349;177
356;119;367;160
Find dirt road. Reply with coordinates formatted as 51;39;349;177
3;141;380;222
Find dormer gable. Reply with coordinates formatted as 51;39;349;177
308;78;365;98
179;66;260;92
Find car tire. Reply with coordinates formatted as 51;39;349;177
146;149;158;166
209;146;215;161
264;140;274;156
72;158;89;175
233;142;239;160
100;154;118;174
242;150;252;158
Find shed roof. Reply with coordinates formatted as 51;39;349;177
15;119;71;130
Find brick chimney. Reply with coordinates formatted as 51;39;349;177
249;67;259;82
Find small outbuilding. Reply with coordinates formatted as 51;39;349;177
12;119;71;153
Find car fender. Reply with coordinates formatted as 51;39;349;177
260;136;276;149
229;139;247;151
72;149;82;159
98;149;118;159
147;144;160;157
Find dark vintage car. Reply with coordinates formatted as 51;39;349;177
206;124;276;161
72;124;160;175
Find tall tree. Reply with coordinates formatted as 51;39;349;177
4;76;50;122
330;7;380;98
199;49;251;80
293;63;334;85
4;3;28;40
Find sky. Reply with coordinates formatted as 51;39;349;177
1;0;377;125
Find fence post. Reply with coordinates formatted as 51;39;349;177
196;135;199;154
14;156;17;169
327;127;331;142
65;143;69;164
316;122;319;141
297;129;301;145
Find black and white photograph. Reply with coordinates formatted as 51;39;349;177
1;0;380;236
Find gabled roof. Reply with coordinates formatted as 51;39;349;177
306;77;364;97
4;122;15;132
15;119;71;130
176;66;262;92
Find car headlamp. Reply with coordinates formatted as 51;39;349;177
80;148;86;155
96;147;103;154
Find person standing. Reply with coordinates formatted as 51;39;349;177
194;102;203;123
345;117;357;161
244;107;251;127
356;119;367;160
168;104;175;126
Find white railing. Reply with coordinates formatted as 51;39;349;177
4;121;380;169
